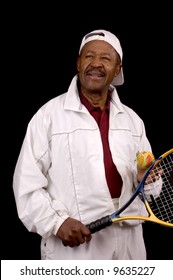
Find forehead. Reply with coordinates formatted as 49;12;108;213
81;40;116;54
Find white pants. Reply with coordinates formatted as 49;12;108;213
41;199;146;260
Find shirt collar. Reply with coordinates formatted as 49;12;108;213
79;92;111;113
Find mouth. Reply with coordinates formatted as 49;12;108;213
86;69;105;80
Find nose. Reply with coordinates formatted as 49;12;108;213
90;56;102;67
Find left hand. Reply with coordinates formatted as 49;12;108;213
137;161;163;184
137;164;148;182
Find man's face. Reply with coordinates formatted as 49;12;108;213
77;40;121;93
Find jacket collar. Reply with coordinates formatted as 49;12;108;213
64;74;125;113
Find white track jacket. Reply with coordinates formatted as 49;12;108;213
13;75;152;259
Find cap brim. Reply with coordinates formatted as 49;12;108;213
111;68;124;86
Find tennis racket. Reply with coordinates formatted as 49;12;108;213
86;148;173;233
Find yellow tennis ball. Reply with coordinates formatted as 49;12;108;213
137;151;155;169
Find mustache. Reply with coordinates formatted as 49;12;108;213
85;67;105;76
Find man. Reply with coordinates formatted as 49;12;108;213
13;29;153;259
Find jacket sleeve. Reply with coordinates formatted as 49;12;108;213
13;108;69;238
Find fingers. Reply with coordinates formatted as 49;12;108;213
62;233;91;247
145;167;163;184
62;237;83;247
58;218;92;248
81;226;92;244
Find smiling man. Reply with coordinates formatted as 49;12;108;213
13;29;153;260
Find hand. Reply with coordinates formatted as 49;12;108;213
137;162;163;184
137;165;146;182
56;217;92;247
136;151;162;183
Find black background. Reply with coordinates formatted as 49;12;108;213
2;2;173;260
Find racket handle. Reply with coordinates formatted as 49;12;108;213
86;215;112;234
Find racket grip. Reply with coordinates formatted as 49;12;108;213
86;215;112;234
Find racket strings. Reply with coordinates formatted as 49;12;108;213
147;152;173;223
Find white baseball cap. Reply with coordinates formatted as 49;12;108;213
79;29;124;86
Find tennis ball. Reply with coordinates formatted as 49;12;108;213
137;151;155;169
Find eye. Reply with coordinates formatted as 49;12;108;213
85;54;93;58
102;56;110;61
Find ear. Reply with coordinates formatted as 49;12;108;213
115;64;122;76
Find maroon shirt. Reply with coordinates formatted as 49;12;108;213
79;92;122;198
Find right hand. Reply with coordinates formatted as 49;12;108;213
56;217;92;247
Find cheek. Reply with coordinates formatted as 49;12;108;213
78;62;88;73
